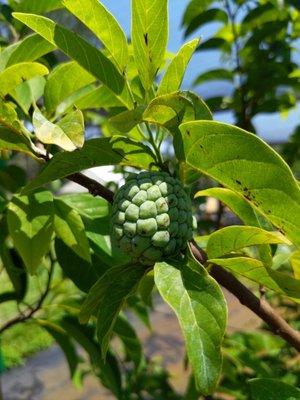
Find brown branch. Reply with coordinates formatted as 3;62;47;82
190;242;300;353
67;173;114;203
0;264;54;335
64;173;300;352
211;265;300;352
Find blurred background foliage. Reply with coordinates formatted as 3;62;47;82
0;0;299;399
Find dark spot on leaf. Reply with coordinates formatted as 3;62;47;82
243;194;251;201
235;180;241;185
186;130;190;137
144;33;148;45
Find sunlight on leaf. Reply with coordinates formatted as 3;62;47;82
33;109;85;151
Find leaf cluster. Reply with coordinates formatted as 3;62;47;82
0;0;299;398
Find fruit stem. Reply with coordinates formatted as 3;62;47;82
145;123;164;168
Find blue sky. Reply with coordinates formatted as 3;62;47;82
101;0;299;143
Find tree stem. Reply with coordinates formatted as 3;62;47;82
190;241;300;352
0;264;54;335
145;123;164;167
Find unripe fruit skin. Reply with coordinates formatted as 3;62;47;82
111;171;193;265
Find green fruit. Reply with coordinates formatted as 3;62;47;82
111;171;193;265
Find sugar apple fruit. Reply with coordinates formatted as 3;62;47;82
111;171;193;265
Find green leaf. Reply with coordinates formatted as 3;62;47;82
22;137;156;193
290;250;300;279
39;319;79;379
0;194;6;213
15;0;63;13
109;106;146;133
127;295;151;330
289;69;300;79
53;199;91;263
62;0;128;73
13;13;133;108
206;226;290;259
33;109;85;151
0;43;19;72
132;0;168;91
209;257;300;301
249;378;300;400
182;0;214;27
44;61;95;114
0;127;35;158
0;98;30;137
138;271;154;307
180;121;300;248
195;187;273;266
194;68;233;86
56;110;85;146
157;39;199;96
1;246;27;301
197;38;231;53
0;292;19;304
60;193;110;220
184;91;213;120
85;218;129;268
154;256;227;395
74;86;124;110
57;317;99;364
6;34;55;67
195;188;260;227
110;91;212;135
144;91;211;161
51;85;95;117
0;61;48;96
55;238;99;293
184;375;201;400
79;263;147;359
242;4;282;29
59;316;122;399
113;315;144;370
144;91;211;132
184;8;228;37
0;165;26;193
11;76;46;114
7;190;54;274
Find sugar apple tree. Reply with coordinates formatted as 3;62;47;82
0;0;299;399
